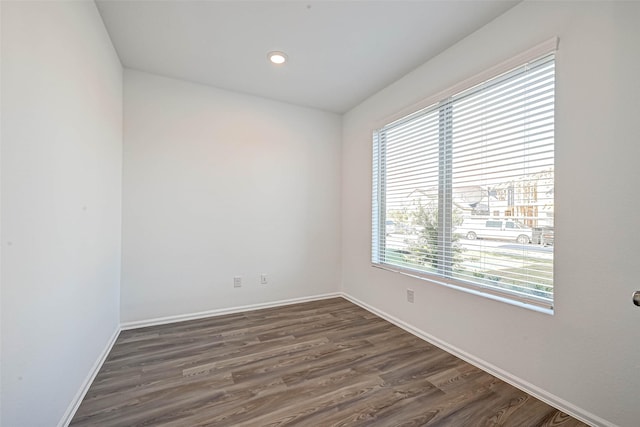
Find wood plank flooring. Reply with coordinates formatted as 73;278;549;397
71;298;588;426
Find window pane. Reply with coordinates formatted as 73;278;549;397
451;55;554;303
372;52;555;309
383;108;441;272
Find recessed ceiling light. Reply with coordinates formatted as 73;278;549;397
268;51;288;65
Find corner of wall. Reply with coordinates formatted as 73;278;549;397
56;327;121;427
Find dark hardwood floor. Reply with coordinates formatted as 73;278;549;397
71;298;587;426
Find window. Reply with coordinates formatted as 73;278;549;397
372;46;555;311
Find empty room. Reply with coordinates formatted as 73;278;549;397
1;0;639;426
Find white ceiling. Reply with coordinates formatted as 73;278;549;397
96;1;519;113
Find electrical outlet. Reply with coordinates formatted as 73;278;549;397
260;274;268;285
233;276;242;288
406;289;415;303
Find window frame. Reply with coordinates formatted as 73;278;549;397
371;38;558;314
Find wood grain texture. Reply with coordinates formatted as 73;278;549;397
71;298;587;426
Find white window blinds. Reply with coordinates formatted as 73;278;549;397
373;51;555;310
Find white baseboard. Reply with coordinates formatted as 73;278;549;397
120;292;342;330
57;326;121;427
339;292;612;427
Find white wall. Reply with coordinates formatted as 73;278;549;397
342;1;640;426
121;70;341;323
1;1;122;426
